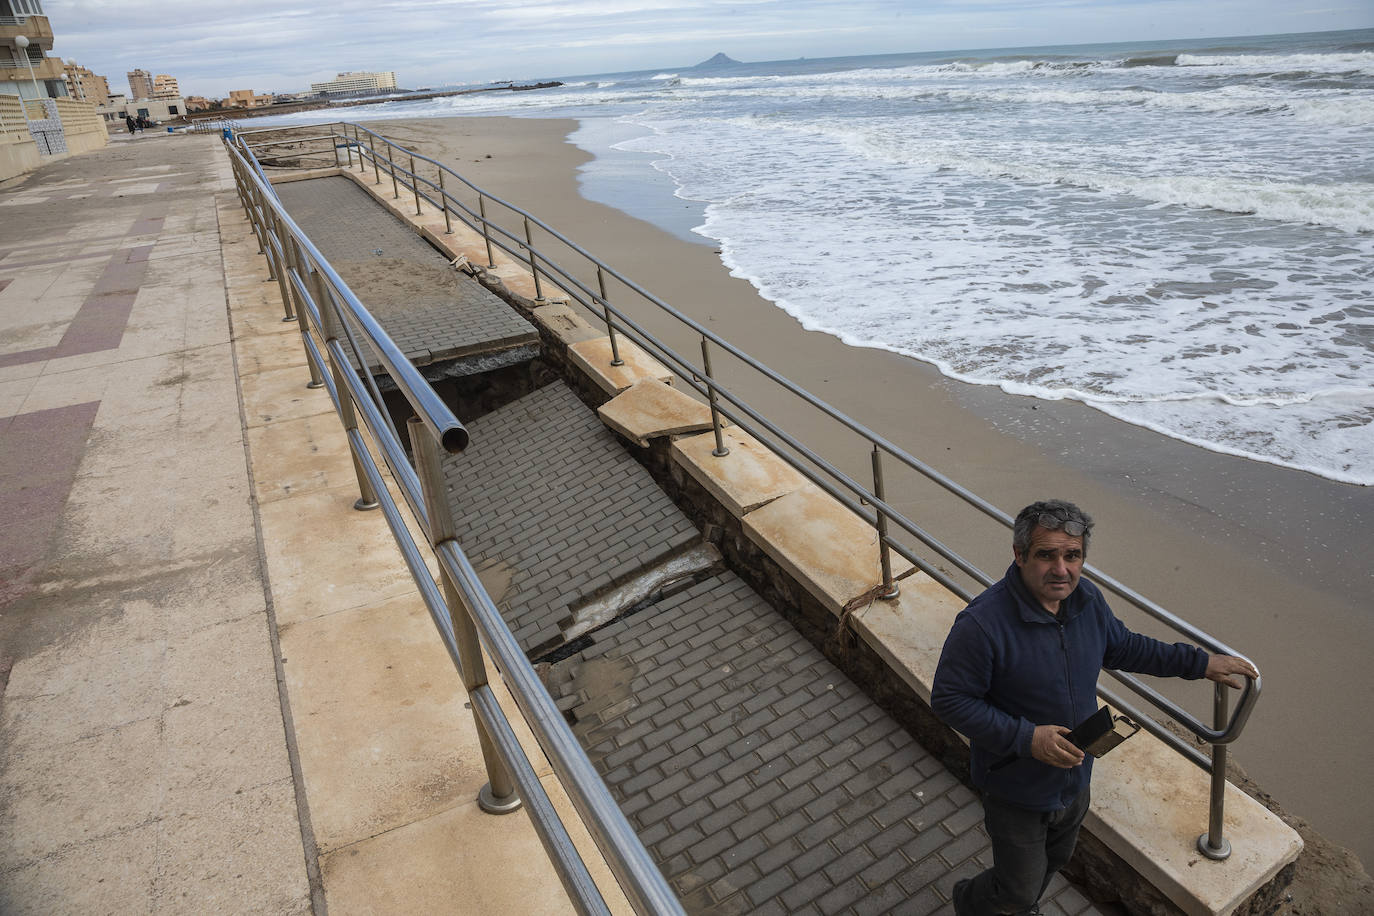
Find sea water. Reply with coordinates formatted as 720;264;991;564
266;29;1374;485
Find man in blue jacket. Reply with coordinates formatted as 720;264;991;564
931;499;1257;915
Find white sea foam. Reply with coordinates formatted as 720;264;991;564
1176;51;1374;75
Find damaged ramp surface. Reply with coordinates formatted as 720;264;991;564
273;176;538;376
441;381;700;656
542;570;1064;916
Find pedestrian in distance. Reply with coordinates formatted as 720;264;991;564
125;114;136;135
930;498;1258;915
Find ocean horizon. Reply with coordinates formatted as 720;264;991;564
254;28;1374;486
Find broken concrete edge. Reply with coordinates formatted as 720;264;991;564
312;152;1303;916
597;379;717;448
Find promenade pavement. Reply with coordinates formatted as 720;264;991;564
0;132;607;913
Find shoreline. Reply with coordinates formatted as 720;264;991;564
363;114;1372;866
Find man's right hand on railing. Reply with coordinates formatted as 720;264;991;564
1205;654;1259;690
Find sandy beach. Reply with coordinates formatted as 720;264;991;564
351;114;1373;866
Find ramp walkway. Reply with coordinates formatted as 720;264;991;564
443;382;1102;915
273;176;538;379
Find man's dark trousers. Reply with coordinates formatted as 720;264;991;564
953;787;1091;915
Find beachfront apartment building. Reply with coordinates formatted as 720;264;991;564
226;88;269;108
310;70;397;95
62;60;109;104
152;73;178;99
1;0;69;101
127;67;152;100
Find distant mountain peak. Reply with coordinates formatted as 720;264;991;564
694;52;741;68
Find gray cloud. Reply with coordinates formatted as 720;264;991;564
39;0;1371;98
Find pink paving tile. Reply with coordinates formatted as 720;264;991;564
0;400;99;607
129;216;165;236
0;252;151;369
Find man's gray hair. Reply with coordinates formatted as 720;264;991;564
1013;499;1094;557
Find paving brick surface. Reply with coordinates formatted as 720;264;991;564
272;177;536;372
544;570;1105;915
441;381;700;654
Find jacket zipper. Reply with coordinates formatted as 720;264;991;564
1059;620;1077;798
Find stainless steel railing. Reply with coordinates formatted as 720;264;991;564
235;120;1260;862
224;136;685;915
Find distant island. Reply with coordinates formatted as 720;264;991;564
693;52;743;69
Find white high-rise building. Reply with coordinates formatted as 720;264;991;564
310;70;397;95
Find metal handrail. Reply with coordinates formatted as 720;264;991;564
237;121;1259;861
223;137;684;915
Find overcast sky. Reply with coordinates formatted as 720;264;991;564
40;0;1372;98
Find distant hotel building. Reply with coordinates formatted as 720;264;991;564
310;70;397;95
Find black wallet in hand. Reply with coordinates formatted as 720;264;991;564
1066;706;1141;758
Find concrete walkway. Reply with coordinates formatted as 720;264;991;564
0;133;608;913
0;133;311;911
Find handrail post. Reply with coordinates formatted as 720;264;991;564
479;195;495;267
408;416;522;815
523;217;545;301
1197;684;1233;860
288;238;326;390
270;209;296;323
439;170;452;234
871;445;899;599
410;154;421;215
597;267;623;367
330;358;381;512
390;147;400;199
313;271;379;511
700;338;729;457
354;124;365;172
332;129;342;169
251;184;265;255
369;134;380;185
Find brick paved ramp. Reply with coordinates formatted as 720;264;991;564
439;381;1100;915
272;176;537;374
544;572;1097;916
443;381;700;656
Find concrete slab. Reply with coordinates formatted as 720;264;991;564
278;592;485;852
256;486;418;626
153;777;312;914
671;427;809;516
532;300;605;346
239;363;334;428
232;323;311;375
567;336;674;396
1090;726;1302;916
246;410;360;503
318;788;629;916
597;379;717;447
741;484;915;617
851;572;964;705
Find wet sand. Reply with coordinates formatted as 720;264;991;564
360;115;1373;866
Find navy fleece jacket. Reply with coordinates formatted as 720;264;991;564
931;562;1208;811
